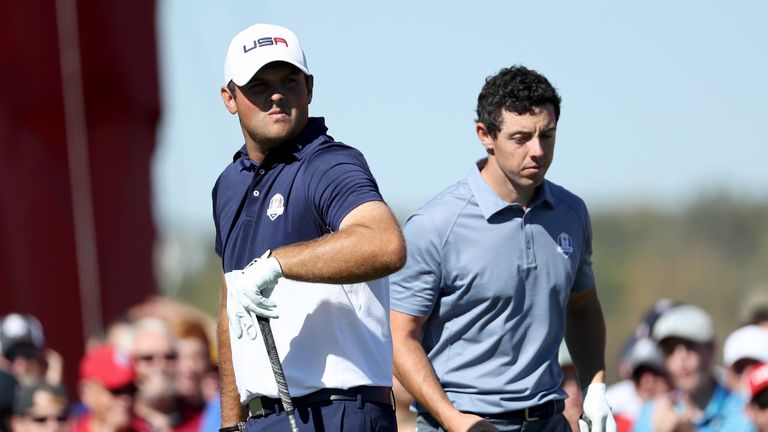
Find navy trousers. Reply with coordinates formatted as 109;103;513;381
245;399;396;432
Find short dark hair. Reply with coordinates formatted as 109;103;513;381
475;65;561;139
226;80;237;99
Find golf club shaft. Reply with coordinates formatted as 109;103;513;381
256;316;299;432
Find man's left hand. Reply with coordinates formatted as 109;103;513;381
226;251;284;339
578;383;616;432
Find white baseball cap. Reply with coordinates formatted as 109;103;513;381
652;304;714;344
723;325;768;367
224;23;309;86
626;337;665;371
0;313;45;359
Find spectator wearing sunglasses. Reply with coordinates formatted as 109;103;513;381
746;362;768;432
10;381;68;432
128;318;179;431
633;304;754;432
130;317;204;431
73;345;149;432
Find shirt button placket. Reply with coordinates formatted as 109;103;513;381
523;213;536;267
253;167;266;198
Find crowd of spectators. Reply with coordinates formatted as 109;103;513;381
0;297;218;432
560;298;768;432
2;295;768;431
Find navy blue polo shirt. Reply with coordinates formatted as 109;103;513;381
212;117;383;272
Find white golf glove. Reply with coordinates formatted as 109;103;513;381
227;251;283;339
578;383;616;432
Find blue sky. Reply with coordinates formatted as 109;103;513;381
152;1;768;235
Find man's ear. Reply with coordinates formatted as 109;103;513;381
476;122;494;153
305;74;314;105
221;86;238;114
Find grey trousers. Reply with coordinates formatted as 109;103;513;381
415;412;572;432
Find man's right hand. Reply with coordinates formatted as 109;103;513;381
444;412;498;432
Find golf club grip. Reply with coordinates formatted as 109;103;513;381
256;316;296;414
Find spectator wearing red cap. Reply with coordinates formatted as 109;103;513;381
746;362;768;432
72;345;149;432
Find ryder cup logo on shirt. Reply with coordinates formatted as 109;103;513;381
266;193;285;221
557;232;574;257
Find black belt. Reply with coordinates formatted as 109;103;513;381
248;386;393;418
470;399;564;422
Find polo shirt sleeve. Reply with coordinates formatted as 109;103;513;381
302;144;383;231
212;178;224;257
390;211;442;317
572;207;596;293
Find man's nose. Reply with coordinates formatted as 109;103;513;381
528;137;545;157
270;90;285;104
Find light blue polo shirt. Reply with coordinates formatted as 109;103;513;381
390;164;595;414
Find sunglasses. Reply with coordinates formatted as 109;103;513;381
30;414;68;423
135;352;178;362
658;338;702;356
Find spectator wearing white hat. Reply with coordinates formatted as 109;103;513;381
722;325;768;395
0;314;61;387
633;304;755;432
606;337;669;432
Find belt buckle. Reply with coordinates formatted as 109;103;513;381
249;397;266;418
524;406;540;421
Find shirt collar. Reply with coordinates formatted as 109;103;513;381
699;381;730;426
466;160;556;220
231;117;329;169
673;380;730;427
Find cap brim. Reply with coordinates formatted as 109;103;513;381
230;58;309;86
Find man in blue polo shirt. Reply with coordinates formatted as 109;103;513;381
212;24;405;432
390;66;615;432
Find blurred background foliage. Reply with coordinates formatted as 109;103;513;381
166;192;768;383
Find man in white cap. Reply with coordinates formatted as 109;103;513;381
212;24;405;432
633;304;754;431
